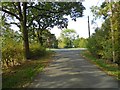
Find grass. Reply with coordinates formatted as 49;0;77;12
81;50;119;80
2;51;55;88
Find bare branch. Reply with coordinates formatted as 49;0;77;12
2;8;20;21
13;3;17;10
10;22;20;28
17;2;23;20
27;13;51;28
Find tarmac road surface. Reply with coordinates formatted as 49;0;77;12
28;48;118;88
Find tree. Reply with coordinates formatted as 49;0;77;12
2;2;85;59
90;1;120;63
28;2;85;46
111;1;120;63
87;27;105;58
46;34;58;48
2;2;29;59
59;29;77;48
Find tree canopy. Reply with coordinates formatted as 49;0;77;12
1;2;85;59
89;1;120;63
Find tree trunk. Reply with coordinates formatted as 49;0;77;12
38;33;43;46
37;28;43;46
22;2;30;59
39;30;43;46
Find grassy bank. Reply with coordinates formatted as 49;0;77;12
81;50;119;80
2;51;55;88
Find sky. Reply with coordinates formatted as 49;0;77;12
10;0;104;38
50;0;104;38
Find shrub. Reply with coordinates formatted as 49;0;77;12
2;38;24;68
29;43;46;59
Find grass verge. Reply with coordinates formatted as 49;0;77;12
81;50;119;80
2;51;55;88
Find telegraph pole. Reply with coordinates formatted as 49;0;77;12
88;16;90;38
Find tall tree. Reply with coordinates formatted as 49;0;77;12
90;1;120;63
1;2;85;59
2;2;30;59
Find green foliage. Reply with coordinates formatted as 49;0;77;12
73;38;79;48
91;1;110;20
44;33;58;48
2;51;53;88
73;38;88;48
61;29;77;38
2;29;24;68
87;26;112;59
58;29;77;48
90;1;120;63
111;2;120;63
58;29;87;48
2;43;24;67
102;38;112;60
58;39;66;48
79;38;87;48
81;51;119;79
29;43;46;59
53;40;58;48
2;2;85;59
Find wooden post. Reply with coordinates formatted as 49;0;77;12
88;16;90;38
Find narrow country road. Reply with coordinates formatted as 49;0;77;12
28;48;118;88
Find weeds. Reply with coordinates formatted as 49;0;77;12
81;50;119;80
2;51;54;88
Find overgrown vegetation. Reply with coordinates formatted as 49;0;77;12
90;1;120;64
2;51;54;88
84;1;120;80
2;29;53;88
29;43;46;59
2;29;54;88
2;29;24;68
81;50;119;80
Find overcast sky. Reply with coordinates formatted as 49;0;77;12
50;0;104;38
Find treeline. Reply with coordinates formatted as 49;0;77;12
1;2;85;68
87;1;120;64
58;29;87;48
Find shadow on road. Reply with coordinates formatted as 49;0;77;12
28;48;118;88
